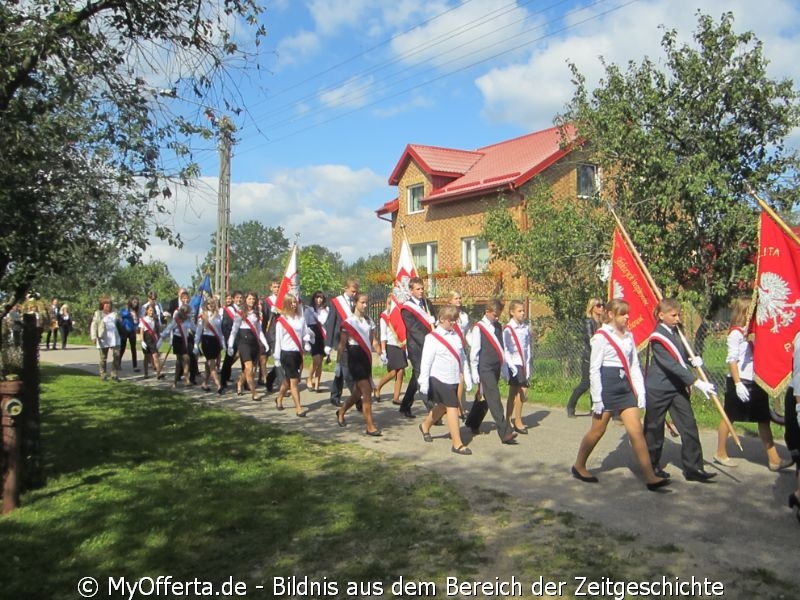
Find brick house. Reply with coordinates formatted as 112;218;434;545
375;125;598;312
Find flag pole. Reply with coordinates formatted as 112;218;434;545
744;182;800;245
607;203;743;451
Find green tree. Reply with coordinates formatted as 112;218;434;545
555;11;800;317
483;183;610;320
345;248;391;287
202;222;290;287
0;1;266;319
299;247;341;298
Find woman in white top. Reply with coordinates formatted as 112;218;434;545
195;297;224;393
449;290;470;419
571;298;669;490
138;303;163;379
90;296;121;381
375;294;407;405
227;292;269;402
275;293;310;416
417;305;474;455
304;291;328;392
714;296;792;470
336;293;382;436
159;305;196;388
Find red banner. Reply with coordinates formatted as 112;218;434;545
388;239;417;346
276;244;299;311
753;211;800;396
608;228;658;350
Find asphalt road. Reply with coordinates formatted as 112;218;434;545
42;344;800;588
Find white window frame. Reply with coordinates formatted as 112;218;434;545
462;237;489;273
577;163;599;198
407;184;424;214
411;242;438;294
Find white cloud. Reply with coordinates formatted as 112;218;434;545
475;0;800;130
274;29;322;70
145;165;389;285
318;75;375;109
308;0;376;37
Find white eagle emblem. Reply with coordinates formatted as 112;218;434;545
611;279;624;300
756;272;800;333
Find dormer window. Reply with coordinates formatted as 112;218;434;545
407;184;424;214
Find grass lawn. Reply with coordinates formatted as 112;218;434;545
1;366;794;599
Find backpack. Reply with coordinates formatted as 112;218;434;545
118;308;136;334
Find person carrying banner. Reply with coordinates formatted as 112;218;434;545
465;299;517;445
274;293;311;417
643;298;717;482
504;300;531;435
375;294;407;405
398;276;435;418
335;292;382;436
714;296;793;471
566;297;605;418
325;279;360;407
571;298;670;491
417;305;474;455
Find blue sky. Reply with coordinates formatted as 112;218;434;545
147;0;800;287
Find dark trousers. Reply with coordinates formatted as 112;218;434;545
644;387;704;472
59;324;70;348
328;351;352;403
220;348;236;386
46;326;58;349
400;349;428;411
119;330;138;368
566;359;590;412
467;367;513;440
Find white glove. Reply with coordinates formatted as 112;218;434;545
465;381;473;393
324;346;332;356
141;342;147;353
193;345;199;356
694;380;716;399
303;342;311;352
637;393;646;409
227;346;234;356
689;356;703;368
380;352;388;365
509;365;518;378
735;381;750;402
274;355;281;367
591;400;605;415
471;369;479;384
418;378;429;396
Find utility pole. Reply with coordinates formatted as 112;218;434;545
214;116;235;296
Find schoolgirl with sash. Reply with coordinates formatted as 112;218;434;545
304;291;328;392
227;292;269;401
139;303;163;379
417;305;474;455
195;297;224;393
375;294;407;405
160;304;195;388
571;298;669;490
714;296;793;471
503;299;532;435
335;293;382;436
274;293;310;417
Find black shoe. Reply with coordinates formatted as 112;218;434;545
653;466;671;479
365;429;382;437
501;433;518;445
571;466;598;483
646;478;671;491
470;427;480;436
451;445;472;456
683;470;716;482
513;425;528;435
330;398;342;407
399;409;415;419
418;424;433;443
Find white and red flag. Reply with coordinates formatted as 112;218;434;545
388;238;418;346
276;244;300;311
608;227;659;350
752;211;800;396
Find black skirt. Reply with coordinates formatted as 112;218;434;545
200;335;221;360
599;366;637;412
309;323;325;356
430;376;459;408
237;330;260;363
347;344;373;382
171;335;188;356
385;344;407;371
280;350;303;379
142;332;158;355
725;378;770;423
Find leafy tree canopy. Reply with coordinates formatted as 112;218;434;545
554;11;800;317
0;0;266;318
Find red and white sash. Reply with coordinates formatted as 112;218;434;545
243;312;262;340
430;331;461;368
141;317;158;343
203;316;223;347
330;295;352;322
342;319;372;365
277;316;304;355
596;329;635;393
402;300;434;332
224;305;240;322
648;330;685;368
504;323;527;377
475;321;504;362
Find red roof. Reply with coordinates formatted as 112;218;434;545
381;125;577;213
376;197;398;217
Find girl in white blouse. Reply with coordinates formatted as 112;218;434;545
195;297;224;393
571;298;669;490
375;295;407;405
274;294;310;416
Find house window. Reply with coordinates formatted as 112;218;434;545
462;237;489;273
407;184;424;214
577;163;599;198
411;242;438;295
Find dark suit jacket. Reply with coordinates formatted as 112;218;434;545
646;325;696;392
401;297;435;362
324;294;353;351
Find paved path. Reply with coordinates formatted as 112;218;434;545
43;345;799;587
